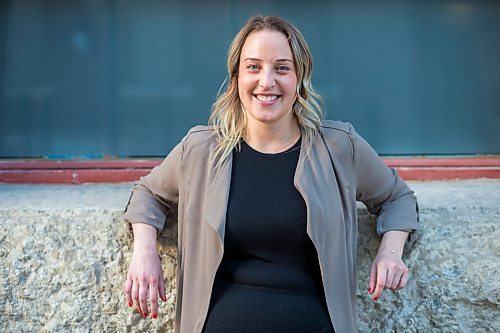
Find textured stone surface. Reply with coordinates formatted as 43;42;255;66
0;180;499;332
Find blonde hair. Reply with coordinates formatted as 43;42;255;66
209;15;324;167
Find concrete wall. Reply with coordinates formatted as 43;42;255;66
0;180;498;332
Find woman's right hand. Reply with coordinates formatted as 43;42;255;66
124;223;167;319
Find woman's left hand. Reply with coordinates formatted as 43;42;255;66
368;230;410;300
368;249;409;301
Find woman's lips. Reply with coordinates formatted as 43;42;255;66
254;94;280;105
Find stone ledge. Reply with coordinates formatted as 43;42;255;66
0;180;498;332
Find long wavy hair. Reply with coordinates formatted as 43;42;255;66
209;15;324;167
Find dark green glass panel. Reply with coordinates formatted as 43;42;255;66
0;0;498;157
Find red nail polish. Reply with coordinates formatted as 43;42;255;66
128;302;132;307
374;296;378;301
144;312;148;317
152;313;157;319
368;288;372;294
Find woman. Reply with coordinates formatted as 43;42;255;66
123;15;420;333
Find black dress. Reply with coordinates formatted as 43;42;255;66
202;138;335;333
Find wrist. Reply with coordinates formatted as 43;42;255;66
378;230;408;257
378;248;403;257
131;223;158;251
133;241;158;252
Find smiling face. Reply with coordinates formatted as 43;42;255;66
238;29;298;128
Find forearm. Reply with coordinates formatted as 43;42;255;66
132;223;158;251
378;230;409;257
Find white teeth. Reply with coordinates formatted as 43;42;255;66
256;95;277;102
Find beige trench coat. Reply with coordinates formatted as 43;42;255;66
123;120;420;333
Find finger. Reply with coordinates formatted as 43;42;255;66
159;272;167;302
139;281;149;316
384;265;396;290
124;277;133;308
368;263;377;294
149;279;159;319
373;264;387;300
390;269;403;290
396;269;409;290
131;279;141;314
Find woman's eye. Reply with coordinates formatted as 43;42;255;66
276;65;290;71
247;64;259;70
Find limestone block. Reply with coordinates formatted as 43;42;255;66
0;181;498;332
0;210;178;333
356;208;499;333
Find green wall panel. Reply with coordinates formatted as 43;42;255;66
0;0;499;157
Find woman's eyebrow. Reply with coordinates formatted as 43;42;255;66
275;58;294;63
242;57;262;62
242;57;293;63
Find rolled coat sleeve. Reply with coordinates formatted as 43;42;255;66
350;125;420;235
123;139;184;232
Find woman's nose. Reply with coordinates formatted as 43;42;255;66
259;68;275;89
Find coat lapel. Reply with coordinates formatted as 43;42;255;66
295;132;355;332
294;134;346;252
204;151;232;243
